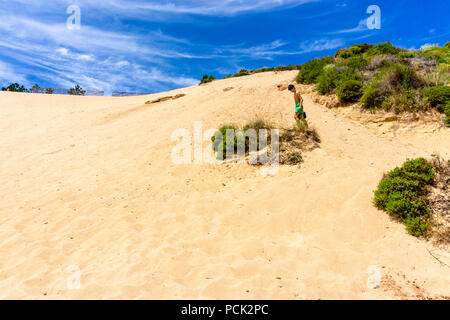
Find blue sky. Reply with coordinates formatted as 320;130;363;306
0;0;449;95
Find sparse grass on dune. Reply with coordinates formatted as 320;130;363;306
211;118;320;165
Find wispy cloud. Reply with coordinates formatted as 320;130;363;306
0;61;28;85
329;19;368;34
28;0;319;16
0;12;201;93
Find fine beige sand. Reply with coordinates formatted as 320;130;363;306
0;71;449;299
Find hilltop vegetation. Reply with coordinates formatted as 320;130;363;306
202;41;450;126
295;42;450;125
1;83;87;95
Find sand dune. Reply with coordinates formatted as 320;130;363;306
0;71;449;299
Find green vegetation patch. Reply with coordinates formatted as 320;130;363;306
200;74;216;84
337;80;363;103
374;158;435;236
296;56;335;84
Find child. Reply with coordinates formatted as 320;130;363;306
288;84;306;122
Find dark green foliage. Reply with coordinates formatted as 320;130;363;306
445;42;450;49
211;120;273;161
418;45;450;64
335;48;353;59
445;115;450;127
296;56;334;84
425;86;450;108
45;88;54;94
366;42;401;56
200;74;216;84
68;85;86;96
360;84;383;109
235;69;251;77
1;83;28;92
31;84;41;92
360;64;426;112
349;43;374;55
211;125;239;160
317;66;361;95
337;80;363;102
404;217;431;237
374;158;435;236
317;67;339;94
338;56;368;70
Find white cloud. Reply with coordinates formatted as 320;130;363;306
330;19;368;34
299;39;345;53
22;0;318;16
0;61;28;85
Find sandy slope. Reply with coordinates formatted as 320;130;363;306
0;71;449;299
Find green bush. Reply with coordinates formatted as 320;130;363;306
425;86;450;108
360;84;383;109
335;48;353;59
350;43;374;55
405;217;431;237
360;65;426;111
211;125;239;160
366;42;401;56
68;85;86;96
211;120;273;160
1;83;28;92
200;74;216;84
419;45;450;64
316;66;361;95
337;80;363;102
373;158;434;236
445;42;450;49
296;56;334;84
317;67;339;94
445;115;450;126
338;55;368;70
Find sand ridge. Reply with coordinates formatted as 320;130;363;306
0;71;449;299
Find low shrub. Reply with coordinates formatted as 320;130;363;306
425;85;450;108
366;42;401;56
337;80;363;103
68;85;86;96
1;83;28;92
211;125;240;160
338;55;368;70
316;66;361;95
360;64;426;112
335;48;353;59
360;84;383;109
296;56;335;84
374;158;435;236
317;67;339;94
443;102;450;126
200;74;216;84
